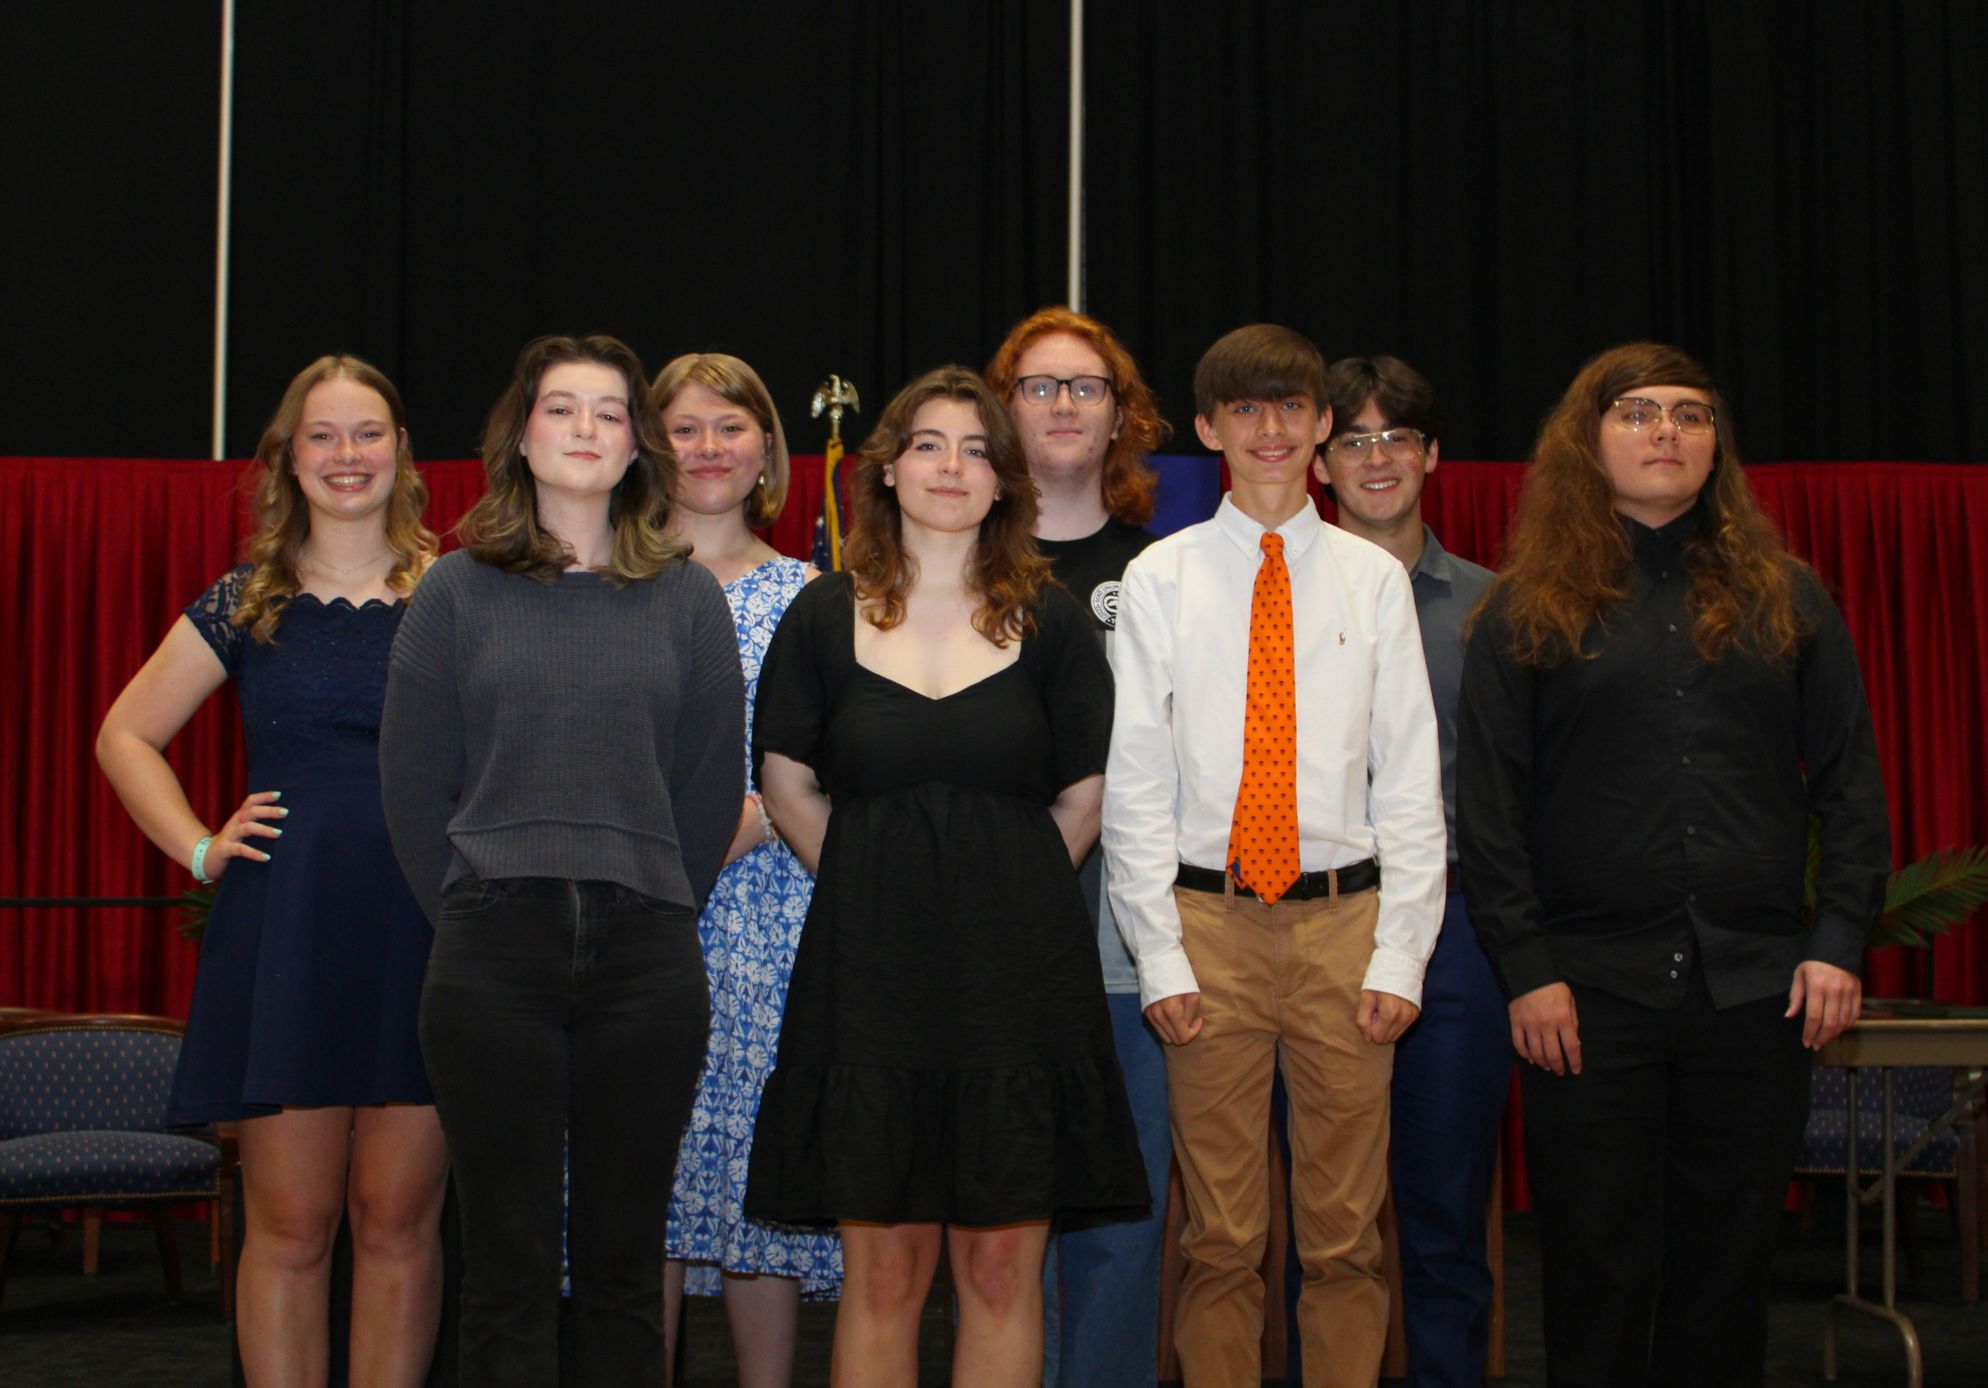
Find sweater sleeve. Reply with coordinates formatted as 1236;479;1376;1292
670;567;746;909
380;558;465;925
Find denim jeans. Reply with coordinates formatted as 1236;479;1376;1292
419;877;708;1386
1042;991;1175;1386
1385;889;1513;1387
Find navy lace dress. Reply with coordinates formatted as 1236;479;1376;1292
166;566;433;1126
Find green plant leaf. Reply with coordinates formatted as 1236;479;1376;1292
1870;846;1988;950
176;885;215;942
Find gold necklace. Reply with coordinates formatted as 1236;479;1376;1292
302;547;392;577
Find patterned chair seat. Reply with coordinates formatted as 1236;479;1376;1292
0;1131;221;1203
0;1015;236;1316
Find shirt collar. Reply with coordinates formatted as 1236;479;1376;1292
1215;493;1325;562
1409;523;1455;584
1621;500;1705;565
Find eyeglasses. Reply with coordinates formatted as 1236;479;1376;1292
1606;397;1717;434
1014;374;1112;406
1325;427;1427;461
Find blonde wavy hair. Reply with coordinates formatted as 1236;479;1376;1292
651;352;792;529
233;355;435;644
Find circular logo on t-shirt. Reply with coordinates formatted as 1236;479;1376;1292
1091;580;1122;628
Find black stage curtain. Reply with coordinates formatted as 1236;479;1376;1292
1082;0;1988;463
4;1;1071;460
3;3;1984;464
1;4;221;459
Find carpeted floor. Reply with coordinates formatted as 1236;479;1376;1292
1;1205;1982;1385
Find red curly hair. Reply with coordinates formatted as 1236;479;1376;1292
1485;342;1807;668
985;306;1168;526
844;366;1050;646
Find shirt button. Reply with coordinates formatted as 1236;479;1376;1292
1681;755;1691;766
1670;970;1680;979
1674;688;1684;698
1660;570;1670;579
1667;622;1678;633
1686;825;1696;836
1688;892;1698;904
1674;952;1685;962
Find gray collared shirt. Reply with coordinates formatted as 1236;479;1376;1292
1408;524;1493;866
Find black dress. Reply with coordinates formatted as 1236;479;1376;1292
744;574;1149;1226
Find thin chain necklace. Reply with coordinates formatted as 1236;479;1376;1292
302;546;392;577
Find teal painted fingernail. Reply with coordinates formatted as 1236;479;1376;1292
270;828;283;837
269;791;282;800
276;806;291;817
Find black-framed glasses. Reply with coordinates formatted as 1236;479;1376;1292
1606;397;1717;434
1325;427;1427;461
1014;374;1112;406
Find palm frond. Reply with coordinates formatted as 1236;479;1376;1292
175;885;215;942
1870;846;1988;949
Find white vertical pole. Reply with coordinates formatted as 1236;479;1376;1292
1066;0;1084;311
210;0;236;459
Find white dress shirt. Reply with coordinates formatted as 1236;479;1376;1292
1102;494;1449;1011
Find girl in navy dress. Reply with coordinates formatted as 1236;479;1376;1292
654;353;841;1386
97;356;447;1385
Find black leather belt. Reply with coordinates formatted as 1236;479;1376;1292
1174;859;1380;901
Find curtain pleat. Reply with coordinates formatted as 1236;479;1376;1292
4;458;1984;1025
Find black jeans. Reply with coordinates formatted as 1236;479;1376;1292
1520;964;1809;1388
419;878;709;1386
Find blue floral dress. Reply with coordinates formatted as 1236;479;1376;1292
667;557;841;1298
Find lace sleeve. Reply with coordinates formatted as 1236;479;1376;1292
183;566;251;675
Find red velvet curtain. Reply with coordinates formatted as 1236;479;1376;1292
5;456;1985;1024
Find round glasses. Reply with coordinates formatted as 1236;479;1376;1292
1325;427;1427;461
1606;397;1717;434
1014;374;1112;406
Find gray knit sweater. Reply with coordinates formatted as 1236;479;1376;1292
379;549;744;924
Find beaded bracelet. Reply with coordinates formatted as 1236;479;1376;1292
747;791;777;846
190;834;217;885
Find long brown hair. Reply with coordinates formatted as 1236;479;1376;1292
984;306;1169;525
457;334;685;584
651;352;791;528
234;355;435;644
845;366;1050;645
1484;342;1806;667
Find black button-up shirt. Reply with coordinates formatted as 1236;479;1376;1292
1456;505;1890;1009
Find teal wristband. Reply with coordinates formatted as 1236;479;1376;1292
190;835;216;885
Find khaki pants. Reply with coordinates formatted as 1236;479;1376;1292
1166;884;1392;1388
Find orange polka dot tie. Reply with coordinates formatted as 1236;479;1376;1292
1228;531;1300;903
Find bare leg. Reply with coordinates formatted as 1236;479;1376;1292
345;1105;449;1388
236;1107;353;1388
723;1271;802;1388
949;1222;1050;1388
662;1259;685;1387
832;1222;942;1388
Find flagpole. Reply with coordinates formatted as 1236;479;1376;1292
1066;0;1084;311
210;0;237;459
811;376;862;571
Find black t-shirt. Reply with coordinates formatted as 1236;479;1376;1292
1038;518;1157;633
1036;517;1157;951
